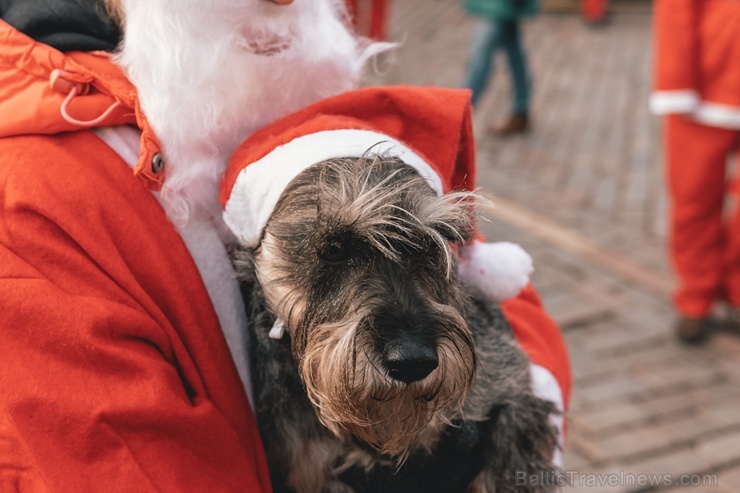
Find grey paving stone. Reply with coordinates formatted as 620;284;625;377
695;429;740;465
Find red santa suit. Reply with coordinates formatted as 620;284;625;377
650;0;740;317
0;19;271;492
0;19;568;493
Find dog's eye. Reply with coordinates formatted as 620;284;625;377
317;236;351;264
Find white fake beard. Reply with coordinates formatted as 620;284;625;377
114;0;380;227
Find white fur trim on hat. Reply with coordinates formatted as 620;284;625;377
223;129;444;245
458;241;533;302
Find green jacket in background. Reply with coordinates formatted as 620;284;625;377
463;0;540;19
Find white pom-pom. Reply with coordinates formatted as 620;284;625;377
458;241;533;302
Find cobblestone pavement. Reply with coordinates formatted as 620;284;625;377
367;1;740;492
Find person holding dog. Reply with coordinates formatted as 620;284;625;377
650;0;740;344
0;0;568;490
0;0;374;490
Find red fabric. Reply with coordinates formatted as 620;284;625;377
655;0;740;314
345;0;389;40
502;286;571;410
581;0;607;23
0;20;166;191
652;0;699;93
664;115;740;316
0;20;135;137
0;99;271;493
652;0;740;108
221;86;474;205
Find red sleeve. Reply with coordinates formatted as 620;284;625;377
501;285;571;410
653;0;700;92
0;133;271;493
0;264;266;492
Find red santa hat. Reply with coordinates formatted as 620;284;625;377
220;86;532;302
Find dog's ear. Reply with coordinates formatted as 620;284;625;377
430;215;475;246
420;192;477;247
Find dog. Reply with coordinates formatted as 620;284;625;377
232;154;560;493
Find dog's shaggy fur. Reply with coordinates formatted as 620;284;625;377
233;156;559;493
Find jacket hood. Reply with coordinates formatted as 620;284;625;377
0;17;167;190
0;0;121;52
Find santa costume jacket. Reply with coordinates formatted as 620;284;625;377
650;0;740;127
0;1;569;491
0;2;271;491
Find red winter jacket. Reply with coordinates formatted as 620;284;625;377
650;0;740;129
0;19;271;493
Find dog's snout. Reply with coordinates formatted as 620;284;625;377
382;339;439;384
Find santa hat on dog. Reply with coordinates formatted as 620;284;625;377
220;86;532;302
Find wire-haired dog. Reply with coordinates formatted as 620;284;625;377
232;154;560;493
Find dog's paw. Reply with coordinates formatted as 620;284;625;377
472;394;560;493
458;241;533;302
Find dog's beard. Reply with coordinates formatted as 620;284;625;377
298;307;476;459
113;0;372;226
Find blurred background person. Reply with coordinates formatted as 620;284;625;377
346;0;389;40
581;0;608;24
650;0;740;344
461;0;539;136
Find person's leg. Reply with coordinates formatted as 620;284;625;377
665;115;737;340
722;132;740;316
462;18;503;108
492;19;530;135
501;19;530;116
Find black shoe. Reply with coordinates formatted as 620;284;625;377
675;316;710;345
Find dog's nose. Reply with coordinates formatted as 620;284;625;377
382;340;439;384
